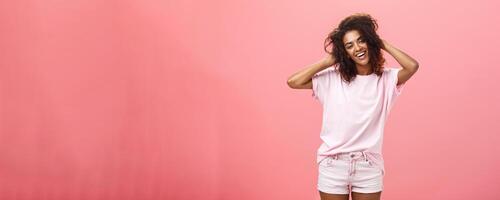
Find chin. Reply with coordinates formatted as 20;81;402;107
356;61;370;66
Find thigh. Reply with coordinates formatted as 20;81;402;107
317;157;350;195
319;191;349;200
351;191;381;200
350;159;384;194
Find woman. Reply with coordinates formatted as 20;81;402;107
286;13;419;200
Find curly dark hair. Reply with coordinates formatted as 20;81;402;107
324;13;385;83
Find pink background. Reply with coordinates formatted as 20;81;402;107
1;0;500;199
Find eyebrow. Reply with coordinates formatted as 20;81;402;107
344;36;363;46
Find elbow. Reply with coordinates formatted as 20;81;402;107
410;61;419;72
287;79;297;88
287;77;304;89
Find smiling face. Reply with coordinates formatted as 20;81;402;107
343;30;370;67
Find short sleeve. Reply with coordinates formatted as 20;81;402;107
311;68;334;103
388;67;405;98
394;67;406;95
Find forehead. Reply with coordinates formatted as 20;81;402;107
343;30;362;44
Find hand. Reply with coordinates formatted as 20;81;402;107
322;54;335;67
380;39;388;51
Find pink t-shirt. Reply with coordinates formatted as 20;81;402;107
312;66;405;173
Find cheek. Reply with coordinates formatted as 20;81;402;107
345;49;354;57
347;53;355;59
362;44;369;50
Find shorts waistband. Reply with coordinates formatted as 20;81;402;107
328;151;369;161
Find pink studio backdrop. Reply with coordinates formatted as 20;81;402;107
1;0;500;199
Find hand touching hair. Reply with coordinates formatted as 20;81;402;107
324;13;386;83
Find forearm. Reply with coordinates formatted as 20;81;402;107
287;56;334;86
382;40;419;71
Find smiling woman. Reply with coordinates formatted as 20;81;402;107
343;30;370;72
287;12;419;200
324;13;386;83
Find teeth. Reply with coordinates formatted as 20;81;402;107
356;52;365;57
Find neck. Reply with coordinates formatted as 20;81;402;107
356;64;373;75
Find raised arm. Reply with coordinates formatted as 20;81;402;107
287;55;335;89
382;39;419;86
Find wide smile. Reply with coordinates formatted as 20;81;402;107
355;51;367;60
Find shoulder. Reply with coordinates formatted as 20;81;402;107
382;67;402;77
383;67;397;73
313;67;338;79
381;67;404;87
317;66;339;76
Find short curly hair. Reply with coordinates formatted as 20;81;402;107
324;13;385;83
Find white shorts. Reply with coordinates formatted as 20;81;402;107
317;151;384;194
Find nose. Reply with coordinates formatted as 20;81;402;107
353;43;361;51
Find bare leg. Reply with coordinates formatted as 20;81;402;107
351;191;381;200
319;191;349;200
